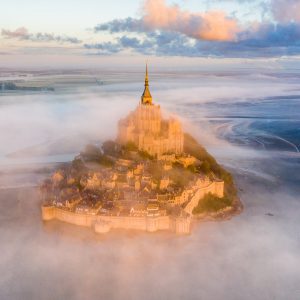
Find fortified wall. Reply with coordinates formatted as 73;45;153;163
42;205;191;234
41;65;226;235
184;180;224;214
42;180;223;235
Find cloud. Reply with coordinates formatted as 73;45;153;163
94;17;146;33
86;22;300;58
1;70;300;300
1;27;82;44
142;0;239;41
271;0;300;22
84;41;122;54
1;27;29;38
94;0;239;42
90;0;300;58
84;31;194;56
241;22;300;47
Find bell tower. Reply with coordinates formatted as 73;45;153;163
141;64;153;105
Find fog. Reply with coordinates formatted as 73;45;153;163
0;68;299;299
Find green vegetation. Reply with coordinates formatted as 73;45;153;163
103;140;154;161
148;162;163;181
184;133;221;175
81;144;114;167
147;159;194;188
72;158;87;173
102;140;121;156
77;135;237;215
75;181;84;192
172;161;183;169
192;193;233;214
184;133;237;199
187;164;197;173
123;141;138;152
98;155;114;167
138;150;154;160
168;167;194;189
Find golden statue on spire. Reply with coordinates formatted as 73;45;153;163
141;63;153;105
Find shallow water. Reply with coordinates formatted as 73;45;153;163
0;70;299;300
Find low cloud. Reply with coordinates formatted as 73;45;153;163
0;70;300;300
84;42;122;54
271;0;300;22
1;27;82;44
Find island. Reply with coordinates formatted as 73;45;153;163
40;65;242;234
0;81;54;92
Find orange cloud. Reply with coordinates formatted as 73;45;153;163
143;0;239;41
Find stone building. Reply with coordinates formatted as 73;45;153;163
117;65;184;156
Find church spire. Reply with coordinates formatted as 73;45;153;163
141;63;152;105
145;63;149;86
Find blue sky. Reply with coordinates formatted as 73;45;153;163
0;0;141;33
1;0;300;68
0;0;264;33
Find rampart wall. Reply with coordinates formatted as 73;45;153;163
184;181;224;215
41;180;223;234
42;206;191;234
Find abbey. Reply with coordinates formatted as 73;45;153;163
40;65;238;236
117;65;184;156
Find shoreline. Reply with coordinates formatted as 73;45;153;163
0;185;242;234
193;196;243;222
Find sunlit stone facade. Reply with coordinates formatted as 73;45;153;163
117;65;184;156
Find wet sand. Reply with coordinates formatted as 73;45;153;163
1;70;300;299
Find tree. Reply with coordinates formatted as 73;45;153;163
124;141;138;152
192;193;233;214
83;144;101;160
102;140;117;155
200;161;210;174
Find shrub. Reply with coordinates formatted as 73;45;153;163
98;155;114;167
124;141;138;152
192;193;233;214
138;150;154;160
81;143;115;167
184;133;237;198
102;140;121;156
200;160;210;174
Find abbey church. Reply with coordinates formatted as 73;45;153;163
118;65;184;156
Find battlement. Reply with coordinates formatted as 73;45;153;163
41;178;224;235
42;206;191;235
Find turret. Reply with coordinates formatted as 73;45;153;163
141;64;153;105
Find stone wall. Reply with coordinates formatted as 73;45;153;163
41;180;223;234
184;181;224;215
117;103;184;156
42;206;191;234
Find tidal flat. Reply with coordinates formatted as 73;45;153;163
0;69;299;299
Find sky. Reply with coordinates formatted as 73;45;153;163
1;0;300;68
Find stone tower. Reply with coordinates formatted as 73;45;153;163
117;65;184;156
141;64;152;105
